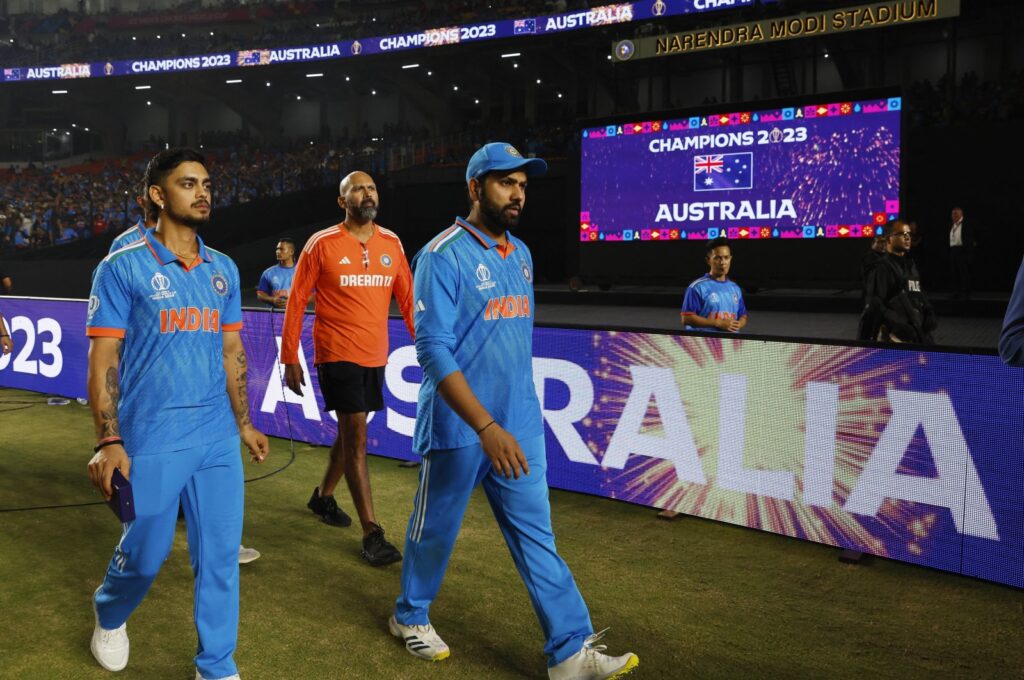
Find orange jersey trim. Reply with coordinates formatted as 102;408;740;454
222;321;243;332
87;327;126;338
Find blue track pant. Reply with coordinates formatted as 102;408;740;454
394;434;593;666
94;435;243;680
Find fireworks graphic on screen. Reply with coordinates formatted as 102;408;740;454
763;126;900;226
583;332;939;557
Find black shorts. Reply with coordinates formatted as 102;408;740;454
316;361;385;414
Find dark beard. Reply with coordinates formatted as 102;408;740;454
479;192;519;234
163;203;209;229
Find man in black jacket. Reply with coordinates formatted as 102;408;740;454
859;220;937;344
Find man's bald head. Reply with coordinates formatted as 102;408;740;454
338;171;379;224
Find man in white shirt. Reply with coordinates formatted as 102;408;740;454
948;206;974;299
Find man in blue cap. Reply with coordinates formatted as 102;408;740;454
388;142;639;679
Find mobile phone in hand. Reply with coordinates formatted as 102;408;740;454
107;468;136;523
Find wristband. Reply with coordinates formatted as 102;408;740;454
476;420;495;435
94;438;124;453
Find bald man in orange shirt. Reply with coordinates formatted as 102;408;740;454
281;171;414;566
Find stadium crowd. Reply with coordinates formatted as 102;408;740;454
0;123;572;256
0;141;338;254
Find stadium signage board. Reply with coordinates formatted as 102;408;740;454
0;1;753;83
4;298;1019;589
614;0;961;61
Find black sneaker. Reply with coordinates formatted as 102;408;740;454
362;524;402;567
307;487;352;527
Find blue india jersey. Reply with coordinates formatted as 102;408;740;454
86;229;243;454
411;217;542;453
257;263;295;302
681;274;747;331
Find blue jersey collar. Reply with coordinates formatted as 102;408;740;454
455;217;518;252
144;228;213;268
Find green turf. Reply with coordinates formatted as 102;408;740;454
0;387;1021;679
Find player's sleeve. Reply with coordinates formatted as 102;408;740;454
737;287;748;318
999;256;1024;366
394;245;415;340
681;283;703;315
257;268;272;295
223;259;243;332
86;258;132;338
413;249;460;385
280;238;319;364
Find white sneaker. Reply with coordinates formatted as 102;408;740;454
548;629;638;680
388;614;451;661
195;671;240;679
238;545;261;564
90;590;129;672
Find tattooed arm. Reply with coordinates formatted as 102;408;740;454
223;330;269;463
86;337;130;500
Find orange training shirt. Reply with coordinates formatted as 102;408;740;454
281;223;414;367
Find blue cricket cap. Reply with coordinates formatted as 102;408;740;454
465;142;548;183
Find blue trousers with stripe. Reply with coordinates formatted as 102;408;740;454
94;435;243;680
394;434;593;666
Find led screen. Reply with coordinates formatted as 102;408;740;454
579;95;902;242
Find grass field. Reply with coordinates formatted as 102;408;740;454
0;387;1021;680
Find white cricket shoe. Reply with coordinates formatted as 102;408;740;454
548;629;639;680
238;545;261;564
195;671;240;679
90;590;129;672
388;614;451;661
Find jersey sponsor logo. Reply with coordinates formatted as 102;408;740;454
483;295;531;321
340;256;351;265
339;274;394;287
149;272;176;301
380;254;392;267
211;272;229;296
416;299;426;312
159;306;221;334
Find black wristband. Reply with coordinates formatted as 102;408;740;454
476;420;495;435
94;438;124;453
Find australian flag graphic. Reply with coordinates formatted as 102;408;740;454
693;152;753;192
514;18;537;34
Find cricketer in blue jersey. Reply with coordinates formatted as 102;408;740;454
681;237;748;332
85;148;268;680
256;237;296;309
389;143;638;680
